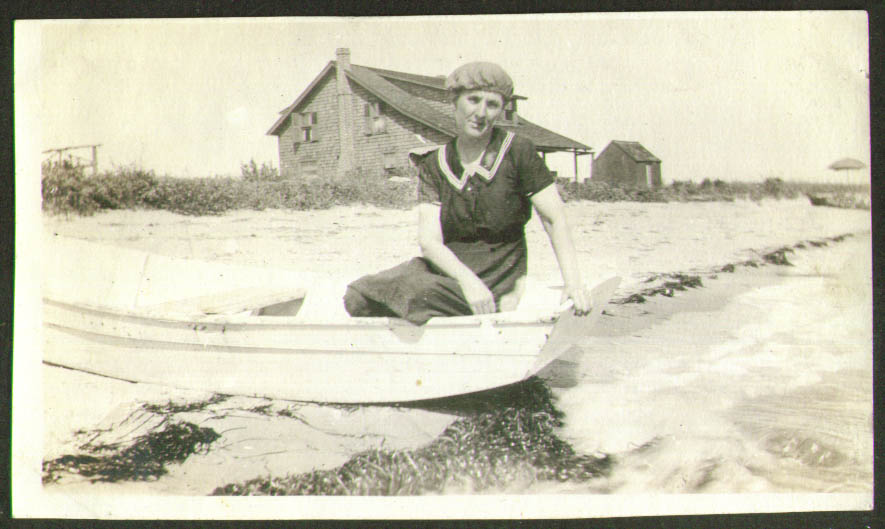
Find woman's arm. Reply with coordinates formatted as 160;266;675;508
530;185;592;315
417;203;496;315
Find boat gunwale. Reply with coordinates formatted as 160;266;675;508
43;297;562;330
45;323;542;358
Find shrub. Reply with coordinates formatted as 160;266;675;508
553;177;839;204
42;162;423;216
241;159;280;182
42;160;868;217
556;179;666;203
91;166;159;210
42;162;94;215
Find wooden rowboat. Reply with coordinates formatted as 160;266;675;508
42;236;620;403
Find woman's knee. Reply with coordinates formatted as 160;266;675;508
343;286;371;317
407;282;470;316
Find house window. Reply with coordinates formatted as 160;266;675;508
364;101;387;135
503;100;518;124
296;111;318;143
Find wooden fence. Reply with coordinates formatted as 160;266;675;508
42;144;102;175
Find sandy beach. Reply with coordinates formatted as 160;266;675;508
37;197;872;498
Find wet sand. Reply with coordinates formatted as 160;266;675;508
37;198;872;497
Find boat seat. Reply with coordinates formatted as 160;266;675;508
139;286;307;316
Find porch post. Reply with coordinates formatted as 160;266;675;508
573;150;578;183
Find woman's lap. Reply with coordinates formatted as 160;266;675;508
344;257;472;324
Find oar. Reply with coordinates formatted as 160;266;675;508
528;276;621;375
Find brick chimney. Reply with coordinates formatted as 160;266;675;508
335;48;355;178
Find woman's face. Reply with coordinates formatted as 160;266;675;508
453;90;505;141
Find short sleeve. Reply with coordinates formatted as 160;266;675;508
512;136;554;197
416;155;442;205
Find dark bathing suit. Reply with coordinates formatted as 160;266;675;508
344;128;554;325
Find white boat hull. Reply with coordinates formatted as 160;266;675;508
42;236;620;403
43;299;556;403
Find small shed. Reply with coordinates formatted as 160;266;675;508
592;141;662;189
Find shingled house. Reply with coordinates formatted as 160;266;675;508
267;49;592;180
591;141;662;189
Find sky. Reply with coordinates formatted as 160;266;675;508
20;12;870;183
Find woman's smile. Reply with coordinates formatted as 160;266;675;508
467;118;486;132
454;90;504;140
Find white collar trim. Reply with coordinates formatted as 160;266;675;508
438;131;515;191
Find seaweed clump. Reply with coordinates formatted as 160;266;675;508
212;377;611;496
142;393;229;414
43;421;221;484
615;273;704;304
761;247;794;266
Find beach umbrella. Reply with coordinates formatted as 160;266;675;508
828;157;866;185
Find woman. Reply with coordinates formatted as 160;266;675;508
344;61;591;325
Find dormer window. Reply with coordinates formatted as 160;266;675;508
503;100;518;124
364;101;387;135
296;111;318;143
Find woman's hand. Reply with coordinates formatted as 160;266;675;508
562;283;593;316
419;203;498;316
460;275;496;315
498;276;526;312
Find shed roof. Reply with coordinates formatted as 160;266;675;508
608;140;660;162
269;60;589;152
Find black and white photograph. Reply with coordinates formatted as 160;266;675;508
12;12;872;519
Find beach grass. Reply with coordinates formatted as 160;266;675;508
41;162;869;217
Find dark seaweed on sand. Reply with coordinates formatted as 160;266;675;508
762;247;795;266
142;393;229;414
615;232;859;304
212;377;611;495
615;273;704;304
43;421;220;484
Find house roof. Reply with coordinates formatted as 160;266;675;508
364;65;528;100
362;65;447;90
607;140;660;162
266;61;336;134
269;60;590;152
348;64;455;136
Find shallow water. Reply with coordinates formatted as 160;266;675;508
545;237;872;493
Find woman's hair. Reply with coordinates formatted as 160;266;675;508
445;61;513;102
